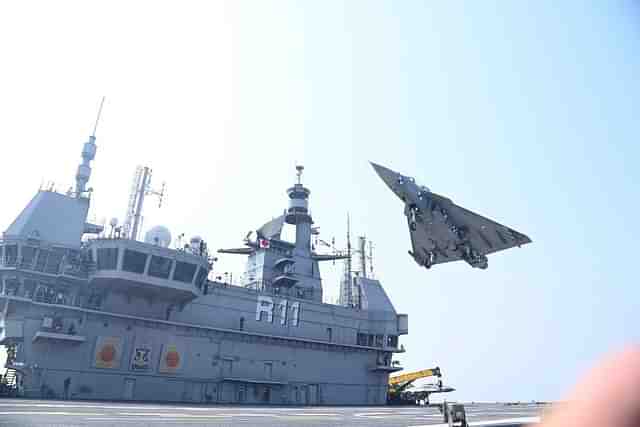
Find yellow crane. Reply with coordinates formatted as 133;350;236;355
388;366;454;405
389;367;442;387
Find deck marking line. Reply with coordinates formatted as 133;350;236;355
84;418;230;422
0;411;106;416
409;416;541;427
289;413;340;416
469;417;541;425
117;413;234;418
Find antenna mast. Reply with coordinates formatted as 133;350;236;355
368;239;375;278
358;236;367;279
92;96;106;137
338;213;354;307
75;97;105;197
123;166;166;241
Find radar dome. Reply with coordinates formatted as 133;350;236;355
145;225;172;247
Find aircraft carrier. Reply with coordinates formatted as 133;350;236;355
0;111;408;405
0;106;531;420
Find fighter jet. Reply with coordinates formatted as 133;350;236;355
371;162;531;270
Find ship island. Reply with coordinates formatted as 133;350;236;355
0;117;407;405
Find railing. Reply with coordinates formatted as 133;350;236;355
89;237;213;261
39;316;81;336
231;279;315;300
0;256;18;268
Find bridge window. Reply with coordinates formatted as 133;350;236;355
173;261;196;283
97;248;119;270
148;255;172;279
195;267;208;289
122;250;147;274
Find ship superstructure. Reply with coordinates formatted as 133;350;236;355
0;116;407;405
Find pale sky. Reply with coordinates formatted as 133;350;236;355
1;1;639;401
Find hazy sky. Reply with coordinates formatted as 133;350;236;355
1;1;639;401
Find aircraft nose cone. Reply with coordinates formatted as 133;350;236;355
370;162;399;192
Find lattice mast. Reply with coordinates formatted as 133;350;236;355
122;166;165;241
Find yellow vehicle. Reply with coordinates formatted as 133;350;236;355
388;367;455;405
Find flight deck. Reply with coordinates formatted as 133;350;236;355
0;399;545;427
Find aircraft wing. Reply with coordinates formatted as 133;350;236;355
406;193;531;268
452;204;531;255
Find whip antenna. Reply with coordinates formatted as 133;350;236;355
92;96;106;137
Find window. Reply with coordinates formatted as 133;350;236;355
264;362;273;379
4;245;18;266
148;255;172;279
4;278;19;296
222;359;233;377
239;317;245;331
195;267;208;289
44;248;64;274
367;334;374;347
122;250;147;274
357;333;368;346
34;249;48;271
387;335;398;348
173;261;196;283
326;328;332;342
375;334;384;347
97;248;119;270
23;279;37;299
20;246;37;269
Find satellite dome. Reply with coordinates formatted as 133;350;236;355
109;217;119;227
145;225;172;248
190;235;202;245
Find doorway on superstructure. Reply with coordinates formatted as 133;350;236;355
307;384;318;405
204;383;219;403
122;378;136;400
260;385;271;403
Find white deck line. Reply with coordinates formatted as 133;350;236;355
410;416;541;427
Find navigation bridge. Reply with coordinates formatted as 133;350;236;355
88;238;209;302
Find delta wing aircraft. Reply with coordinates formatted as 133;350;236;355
371;163;531;270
